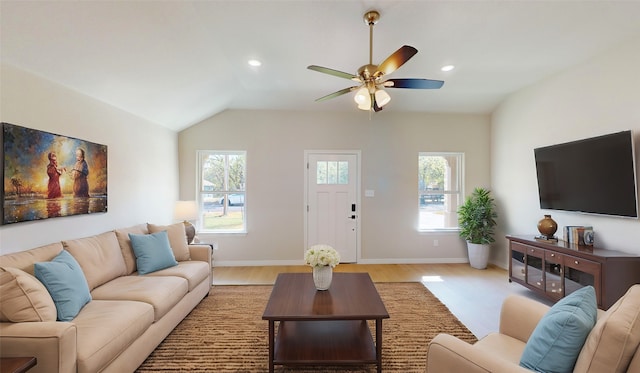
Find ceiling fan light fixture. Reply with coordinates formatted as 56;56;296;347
375;89;391;107
354;87;370;105
308;9;444;113
355;87;372;110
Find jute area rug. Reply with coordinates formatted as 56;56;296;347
137;283;477;372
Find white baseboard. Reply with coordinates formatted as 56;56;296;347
214;259;303;267
356;258;469;264
214;258;470;267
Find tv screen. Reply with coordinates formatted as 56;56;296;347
534;130;638;218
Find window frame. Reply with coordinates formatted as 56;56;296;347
418;152;464;232
197;150;247;234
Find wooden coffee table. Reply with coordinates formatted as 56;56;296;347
262;272;389;372
0;357;37;373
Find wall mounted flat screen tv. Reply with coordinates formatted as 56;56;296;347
534;130;638;218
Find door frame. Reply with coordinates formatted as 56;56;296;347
303;150;362;263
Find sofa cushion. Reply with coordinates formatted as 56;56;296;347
144;261;210;291
574;284;640;373
129;231;178;275
73;300;154;373
520;286;597;373
0;242;63;275
474;333;527;365
115;224;149;274
34;250;92;321
90;275;188;321
0;267;57;322
63;231;127;291
148;222;191;261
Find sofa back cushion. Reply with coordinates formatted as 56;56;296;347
115;224;149;274
0;267;57;322
574;284;640;373
0;242;64;275
63;231;126;291
148;223;191;261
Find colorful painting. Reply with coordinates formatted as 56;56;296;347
2;122;107;224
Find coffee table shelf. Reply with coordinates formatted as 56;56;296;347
274;320;377;364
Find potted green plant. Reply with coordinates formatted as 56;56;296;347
457;187;497;269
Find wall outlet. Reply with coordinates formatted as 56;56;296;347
433;240;439;247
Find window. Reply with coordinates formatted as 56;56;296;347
418;153;463;231
316;160;349;184
198;151;246;233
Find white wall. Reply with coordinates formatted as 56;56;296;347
0;64;179;254
179;109;491;265
492;35;640;267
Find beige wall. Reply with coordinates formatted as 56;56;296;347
492;35;640;267
0;64;179;254
179;109;491;265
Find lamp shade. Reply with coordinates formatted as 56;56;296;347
354;87;372;110
174;201;198;221
375;89;391;107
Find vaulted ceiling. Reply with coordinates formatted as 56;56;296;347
2;1;640;131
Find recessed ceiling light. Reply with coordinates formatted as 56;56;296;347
248;59;262;67
441;65;455;72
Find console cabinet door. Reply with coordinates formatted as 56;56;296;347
564;256;601;304
524;245;545;290
510;242;526;284
544;251;563;301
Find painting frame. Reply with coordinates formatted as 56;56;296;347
2;122;108;225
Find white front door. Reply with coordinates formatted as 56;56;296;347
305;152;359;263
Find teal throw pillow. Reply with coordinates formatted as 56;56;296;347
520;286;598;373
129;231;178;275
34;250;92;321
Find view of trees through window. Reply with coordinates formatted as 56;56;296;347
419;153;463;230
316;161;348;184
199;151;246;232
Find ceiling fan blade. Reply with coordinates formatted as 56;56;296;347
372;93;383;112
315;86;359;102
383;78;444;89
308;65;360;81
375;45;418;77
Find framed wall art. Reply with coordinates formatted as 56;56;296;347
2;122;107;225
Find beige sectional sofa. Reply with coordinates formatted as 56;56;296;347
0;223;212;373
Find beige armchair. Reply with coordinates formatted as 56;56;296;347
427;285;640;372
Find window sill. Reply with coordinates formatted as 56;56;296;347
417;228;460;234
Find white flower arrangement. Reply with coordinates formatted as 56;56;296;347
304;244;340;268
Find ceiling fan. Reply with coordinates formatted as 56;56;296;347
308;10;444;112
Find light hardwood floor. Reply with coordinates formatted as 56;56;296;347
212;263;553;338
